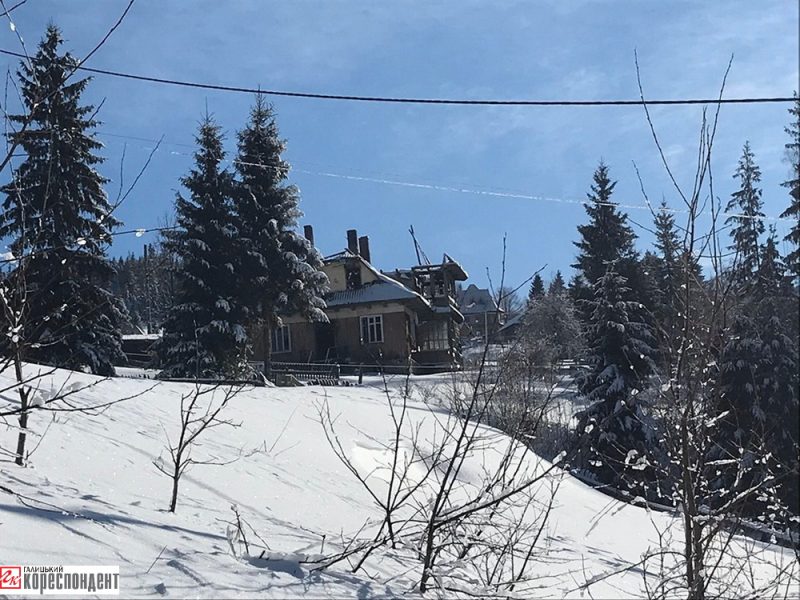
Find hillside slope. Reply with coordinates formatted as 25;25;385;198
0;367;795;598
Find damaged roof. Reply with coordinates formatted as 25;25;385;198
324;250;431;310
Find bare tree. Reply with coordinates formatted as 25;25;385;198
497;285;524;320
153;381;242;512
309;256;576;595
587;54;800;600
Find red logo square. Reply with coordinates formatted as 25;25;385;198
0;566;21;589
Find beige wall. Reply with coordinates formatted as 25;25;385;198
323;259;379;293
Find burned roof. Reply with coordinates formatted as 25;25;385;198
324;250;430;310
410;253;469;281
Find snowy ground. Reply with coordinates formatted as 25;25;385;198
1;366;796;598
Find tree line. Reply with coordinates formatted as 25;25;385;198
510;98;800;547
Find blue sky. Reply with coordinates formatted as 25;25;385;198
3;1;798;291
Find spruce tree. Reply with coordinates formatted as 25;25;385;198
781;94;800;282
576;265;657;487
548;270;566;296
653;202;679;277
650;201;682;334
233;96;327;370
0;25;124;375
726;142;765;285
754;231;799;515
717;230;799;521
527;274;545;306
573;162;639;287
568;273;590;304
156;116;248;378
572;162;645;321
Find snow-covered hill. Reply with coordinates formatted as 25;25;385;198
1;367;796;598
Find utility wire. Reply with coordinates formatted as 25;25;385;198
0;48;795;107
0;225;178;265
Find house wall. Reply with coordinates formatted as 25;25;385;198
328;309;410;365
251;321;317;364
254;303;416;366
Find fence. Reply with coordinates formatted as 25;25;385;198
271;361;341;383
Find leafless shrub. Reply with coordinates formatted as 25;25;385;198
153;381;242;512
313;282;574;594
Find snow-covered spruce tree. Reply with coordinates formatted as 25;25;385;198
526;273;545;306
572;162;648;319
233;96;327;373
573;162;639;283
547;270;566;296
781;94;800;283
651;201;680;326
715;229;799;523
156;116;248;378
726;141;765;287
0;25;125;375
575;265;657;488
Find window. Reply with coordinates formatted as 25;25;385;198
345;263;362;289
271;325;291;353
420;321;449;351
360;315;384;344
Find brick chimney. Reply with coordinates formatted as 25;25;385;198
358;235;371;263
303;225;314;246
346;229;358;254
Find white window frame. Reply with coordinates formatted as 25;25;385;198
360;314;384;344
271;324;292;354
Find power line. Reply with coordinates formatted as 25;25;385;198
0;47;795;107
0;225;178;265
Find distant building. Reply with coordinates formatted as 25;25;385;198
495;311;524;343
120;333;160;367
456;284;504;342
253;228;468;372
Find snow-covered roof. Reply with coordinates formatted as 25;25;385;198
498;311;525;333
442;253;469;280
326;280;424;308
457;284;502;315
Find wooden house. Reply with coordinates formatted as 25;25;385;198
254;228;468;372
456;284;504;342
